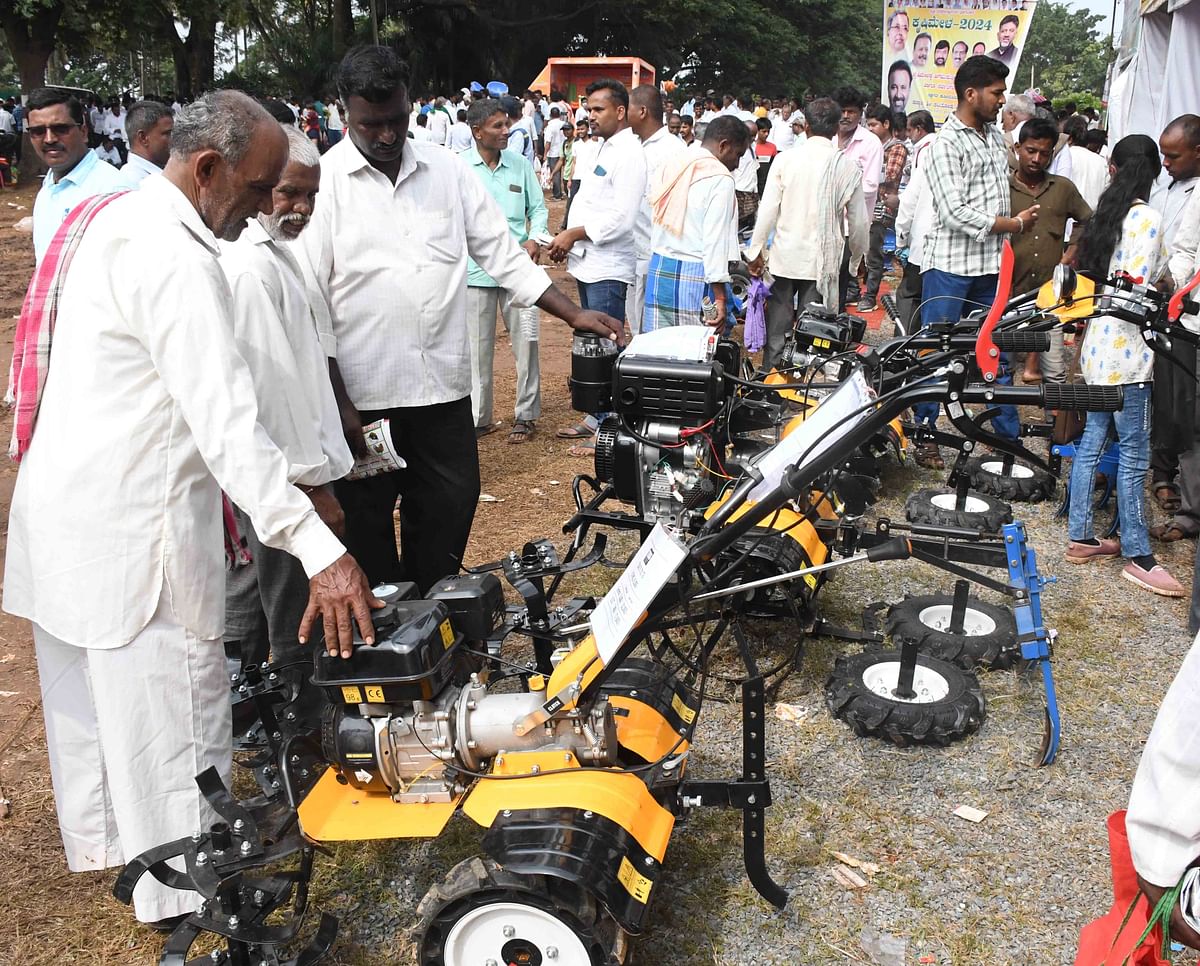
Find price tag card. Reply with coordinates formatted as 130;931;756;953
589;523;687;664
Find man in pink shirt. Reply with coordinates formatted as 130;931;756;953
833;86;882;309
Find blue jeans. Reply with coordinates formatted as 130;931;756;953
576;278;628;322
1068;382;1152;558
919;269;1018;440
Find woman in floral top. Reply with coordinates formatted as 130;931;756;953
1066;135;1183;596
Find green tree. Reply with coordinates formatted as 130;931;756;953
1021;0;1109;101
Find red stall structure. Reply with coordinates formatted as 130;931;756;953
526;56;657;105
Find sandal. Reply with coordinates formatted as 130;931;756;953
1150;523;1192;542
568;442;596;458
476;422;501;439
556;422;594;439
508;419;535;444
914;442;945;470
1152;482;1182;514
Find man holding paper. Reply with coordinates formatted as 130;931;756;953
462;96;548;444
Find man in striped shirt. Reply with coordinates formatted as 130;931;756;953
921;55;1042;439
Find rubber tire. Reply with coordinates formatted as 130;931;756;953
884;593;1019;670
964;456;1056;504
414;855;625;966
825;649;986;747
904;487;1013;532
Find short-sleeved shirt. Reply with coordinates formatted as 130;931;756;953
1008;171;1092;295
1080;203;1168;386
462;146;549;288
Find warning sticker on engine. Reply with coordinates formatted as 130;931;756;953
439;620;455;649
617;856;653;903
671;691;696;724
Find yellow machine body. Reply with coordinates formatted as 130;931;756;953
1037;274;1098;320
702;494;828;588
297;769;461;841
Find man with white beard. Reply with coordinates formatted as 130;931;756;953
219;124;355;668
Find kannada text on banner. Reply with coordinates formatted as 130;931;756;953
881;1;1038;124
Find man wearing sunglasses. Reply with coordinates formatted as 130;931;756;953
27;87;130;264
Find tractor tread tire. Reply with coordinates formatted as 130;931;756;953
415;855;625;966
964;456;1056;503
824;649;986;747
905;487;1013;532
885;593;1019;670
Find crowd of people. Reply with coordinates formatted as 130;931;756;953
6;41;1200;952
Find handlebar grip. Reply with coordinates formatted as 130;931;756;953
993;330;1051;352
1042;383;1124;412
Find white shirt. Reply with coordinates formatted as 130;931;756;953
566;126;648;284
649;153;739;284
1151;174;1199;248
573;137;602;182
448;121;474;153
33;149;131;263
1169;187;1200;331
219;219;353;487
102;110;127;140
768;117;794;152
545;118;566;158
508;116;536;163
123;150;163;186
896;132;938;266
327;103;344;132
733;147;758;192
427;108;451;146
93;144;121;165
411;125;432;142
575;105;589;124
0;108;13;134
1066;145;1107;210
296;137;551;410
5;176;344;647
1128;632;1200;886
634;125;688;264
745;135;869;282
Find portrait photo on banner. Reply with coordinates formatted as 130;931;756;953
881;0;1037;123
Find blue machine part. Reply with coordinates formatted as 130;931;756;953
1000;521;1061;765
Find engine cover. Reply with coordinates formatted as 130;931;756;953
612;355;725;426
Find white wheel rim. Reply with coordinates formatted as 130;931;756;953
930;493;989;513
442;900;590;965
980;461;1034;479
918;604;997;637
861;661;951;703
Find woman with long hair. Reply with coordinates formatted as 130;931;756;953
1065;134;1183;595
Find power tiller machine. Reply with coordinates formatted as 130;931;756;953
115;248;1195;966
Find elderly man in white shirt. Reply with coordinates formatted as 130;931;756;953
298;46;622;593
627;84;686;334
220;124;353;669
643;115;747;330
26;88;130;264
122;99;174;185
746;97;868;370
4;91;379;929
894;109;938;329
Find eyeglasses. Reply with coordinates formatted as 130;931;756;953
27;123;81;139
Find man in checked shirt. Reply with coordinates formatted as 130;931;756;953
921;55;1041;440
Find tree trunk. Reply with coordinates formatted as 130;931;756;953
0;0;66;178
166;8;218;98
331;0;353;57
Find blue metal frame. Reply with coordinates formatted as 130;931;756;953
1000;521;1061;765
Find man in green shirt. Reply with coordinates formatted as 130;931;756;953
1008;116;1092;384
464;97;549;443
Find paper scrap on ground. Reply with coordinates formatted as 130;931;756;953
345;419;407;480
530;488;544;496
478;494;504;503
832;864;869;890
774;702;809;723
830;851;880;876
953;805;989;823
0;690;18;697
589;523;687;664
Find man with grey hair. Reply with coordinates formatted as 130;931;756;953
219;124;353;670
1003;93;1071;179
4;90;379;929
123;98;174;184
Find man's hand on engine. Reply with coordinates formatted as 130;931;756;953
298;553;384;658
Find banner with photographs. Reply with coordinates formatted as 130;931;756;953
881;2;1038;124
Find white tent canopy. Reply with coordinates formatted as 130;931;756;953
1109;0;1200;142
